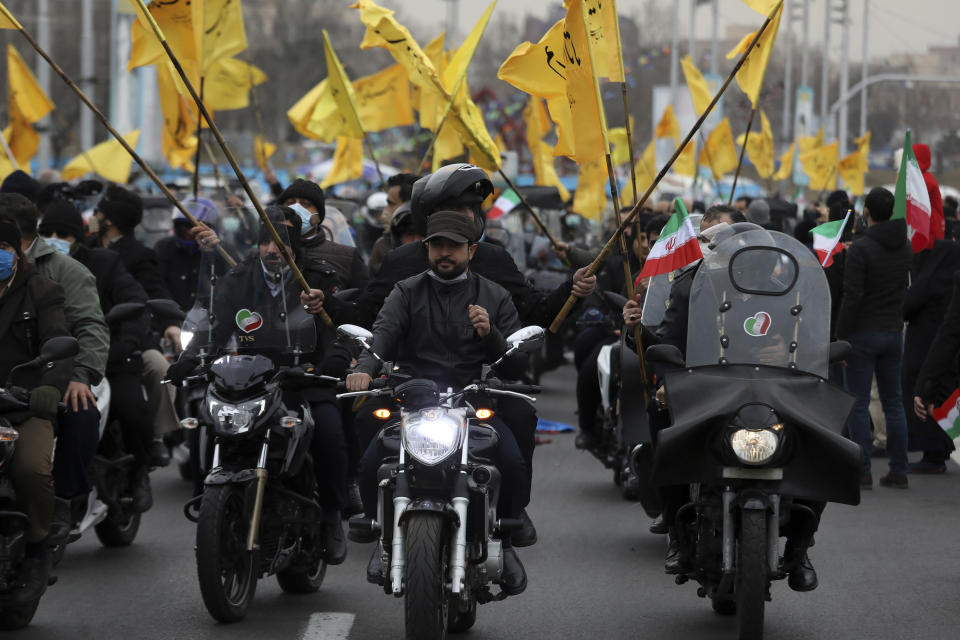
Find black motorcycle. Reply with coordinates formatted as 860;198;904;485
645;227;861;640
338;323;543;640
0;336;78;628
175;246;336;623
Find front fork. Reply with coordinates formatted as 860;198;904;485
246;432;270;552
721;487;780;576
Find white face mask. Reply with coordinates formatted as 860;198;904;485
46;236;72;256
288;203;313;236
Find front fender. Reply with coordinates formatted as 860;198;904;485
204;468;258;486
397;498;460;529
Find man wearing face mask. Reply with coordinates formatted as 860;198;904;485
0;214;73;602
277;178;355;248
155;196;218;314
37;200;156;517
0;194;110;527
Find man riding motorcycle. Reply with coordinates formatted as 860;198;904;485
0;215;72;602
345;211;530;596
167;206;351;564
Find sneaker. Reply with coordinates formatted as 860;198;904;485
859;474;872;490
130;468;153;513
907;460;946;474
879;473;908;489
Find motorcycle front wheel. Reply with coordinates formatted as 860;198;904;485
196;485;257;623
95;510;141;547
403;513;449;640
736;509;768;640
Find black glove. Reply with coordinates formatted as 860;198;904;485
29;385;61;421
276;364;318;391
166;354;201;386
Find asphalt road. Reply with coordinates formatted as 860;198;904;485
22;364;960;639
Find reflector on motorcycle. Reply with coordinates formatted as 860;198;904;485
475;408;494;420
373;408;392;420
279;416;301;428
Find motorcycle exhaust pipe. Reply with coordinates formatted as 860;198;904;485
246;436;270;551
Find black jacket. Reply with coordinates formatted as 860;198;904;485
835;219;912;339
353;241;574;330
0;265;72;393
915;271;960;407
356;270;525;389
100;234;172;301
155;235;203;313
300;234;368;295
72;244;150;369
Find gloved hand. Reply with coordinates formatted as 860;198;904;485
165;354;201;386
276;363;317;391
29;385;62;421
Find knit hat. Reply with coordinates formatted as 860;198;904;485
0;216;22;255
277;179;325;223
97;184;143;232
39;200;84;240
0;170;40;203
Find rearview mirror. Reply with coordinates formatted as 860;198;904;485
39;336;79;363
645;344;684;369
337;324;373;343
506;326;544;353
104;302;145;327
147;298;186;323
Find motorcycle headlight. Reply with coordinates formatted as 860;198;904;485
402;408;463;466
729;428;779;465
180;330;195;350
207;396;267;435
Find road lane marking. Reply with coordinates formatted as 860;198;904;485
302;612;355;640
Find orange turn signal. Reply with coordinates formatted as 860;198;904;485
373;408;392;420
475;408;494;420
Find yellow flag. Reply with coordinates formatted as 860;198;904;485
417;33;446;130
622;138;656;207
735;109;775;178
654;104;680;140
675;138;697;178
62;131;141;183
321;137;364;189
725;1;783;107
838;131;870;195
128;0;203;91
573;156;608;221
797;127;823;154
546;95;575;159
742;0;780;14
563;0;607;163
323;30;365;139
524;97;570;202
351;0;500;171
254;135;275;170
7;45;54;124
799;140;838;191
433;122;464;171
2;110;38;171
203;57;266;111
773;141;794;181
608;127;631;167
354;64;414;132
203;0;247;72
0;3;22;30
578;0;625;82
680;55;712;117
497;19;567;99
287;80;330;139
698;118;738;180
157;63;198;171
442;1;496;103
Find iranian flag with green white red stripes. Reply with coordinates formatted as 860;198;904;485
487;189;521;220
932;389;960;440
893;130;931;253
809;210;851;267
636;198;703;279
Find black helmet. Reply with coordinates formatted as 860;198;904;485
389;201;415;247
410;163;493;236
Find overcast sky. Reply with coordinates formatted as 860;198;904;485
395;0;960;63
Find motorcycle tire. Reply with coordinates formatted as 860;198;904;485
196;485;257;623
0;599;40;630
276;552;327;594
736;509;768;640
403;513;449;640
94;510;141;547
446;593;477;633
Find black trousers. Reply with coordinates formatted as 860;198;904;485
309;401;348;512
109;371;152;468
53;401;101;498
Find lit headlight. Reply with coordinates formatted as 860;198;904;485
207;397;266;434
402;408;463;465
729;429;779;465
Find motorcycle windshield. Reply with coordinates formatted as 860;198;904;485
685;229;831;377
181;216;317;357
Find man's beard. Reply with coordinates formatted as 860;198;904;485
430;258;467;280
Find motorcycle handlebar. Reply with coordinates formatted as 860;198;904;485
496;383;541;395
